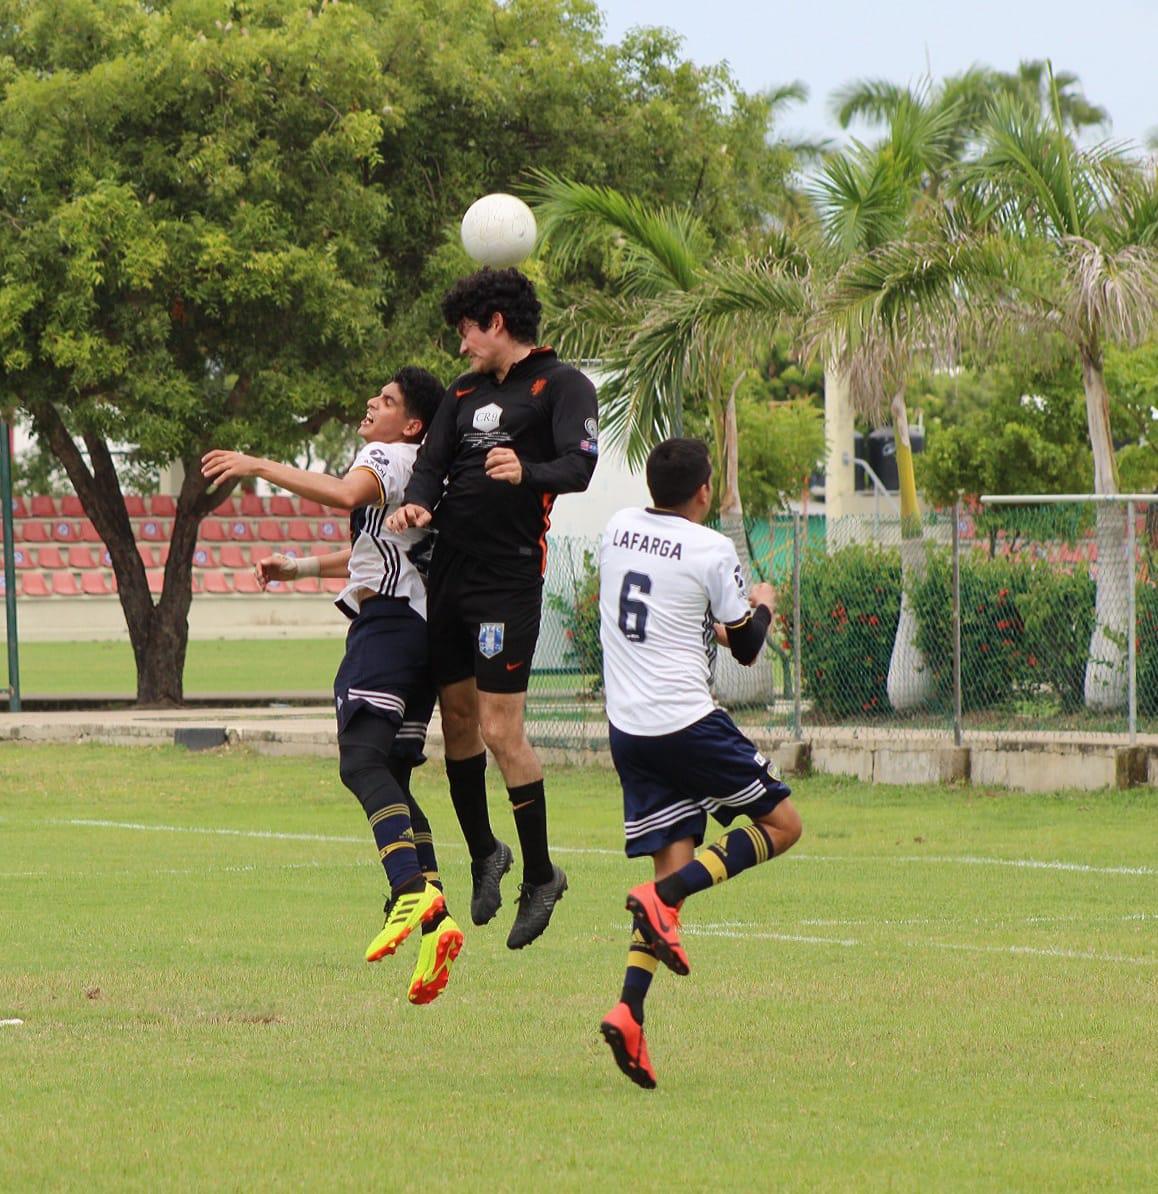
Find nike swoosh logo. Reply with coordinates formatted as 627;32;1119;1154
455;386;476;398
505;661;524;671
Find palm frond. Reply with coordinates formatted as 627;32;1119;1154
523;170;709;293
829;79;911;130
1061;238;1158;346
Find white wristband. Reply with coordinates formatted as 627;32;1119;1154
295;555;321;578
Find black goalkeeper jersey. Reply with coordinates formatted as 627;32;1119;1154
403;348;598;574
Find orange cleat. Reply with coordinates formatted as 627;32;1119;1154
600;1002;657;1090
625;882;689;975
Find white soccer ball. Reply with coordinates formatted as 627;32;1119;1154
460;193;537;268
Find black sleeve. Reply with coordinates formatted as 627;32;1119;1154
402;388;458;512
520;370;599;495
725;604;772;666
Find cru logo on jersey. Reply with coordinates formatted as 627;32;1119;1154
473;403;502;432
478;622;505;659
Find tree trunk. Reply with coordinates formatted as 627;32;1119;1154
713;376;774;707
886;391;935;712
30;402;222;706
1079;350;1128;711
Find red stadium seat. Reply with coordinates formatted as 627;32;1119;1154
200;519;226;542
67;546;101;569
60;494;85;517
37;546;66;569
123;495;146;517
30;496;56;517
51;521;79;541
219;544;249;569
233;571;262;594
149;495;177;517
191;546;216;568
323;577;345;593
21;572;51;596
156;542;170;565
18;522;48;543
240;493;265;517
257;518;284;542
316;518;345;541
139;519;168;542
79;520;103;543
82;572;113;595
138;545;160;568
100;548;112;568
201;571;232;594
146;570;165;595
212;496;238;517
13;546;33;569
225;520;253;541
269;495;295;517
293;577;322;594
286;519;313;542
53;571;81;596
11;496;27;518
0;572;5;597
298;498;323;516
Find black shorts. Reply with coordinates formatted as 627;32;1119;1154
333;597;435;765
426;541;543;694
609;709;791;857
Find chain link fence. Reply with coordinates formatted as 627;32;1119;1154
531;498;1157;749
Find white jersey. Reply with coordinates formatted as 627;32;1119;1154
337;441;431;619
599;507;753;736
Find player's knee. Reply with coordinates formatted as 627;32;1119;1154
477;712;524;762
761;800;802;854
337;742;388;804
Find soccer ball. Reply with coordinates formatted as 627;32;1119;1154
460;193;537;268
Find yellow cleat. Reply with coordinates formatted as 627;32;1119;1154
408;914;464;1005
365;883;446;963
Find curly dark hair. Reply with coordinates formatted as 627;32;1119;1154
441;267;541;344
391;365;444;439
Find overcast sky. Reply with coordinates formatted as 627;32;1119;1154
598;0;1158;150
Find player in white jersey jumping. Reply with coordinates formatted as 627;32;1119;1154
201;367;462;1005
597;437;803;1088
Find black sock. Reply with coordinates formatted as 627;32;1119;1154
507;779;552;886
446;752;497;862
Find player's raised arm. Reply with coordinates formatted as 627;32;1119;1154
200;451;380;511
252;548;351;589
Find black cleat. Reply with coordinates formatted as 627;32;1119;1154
506;865;568;950
470;839;513;926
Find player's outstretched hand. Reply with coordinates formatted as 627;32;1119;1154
254;553;296;589
484;446;523;485
201;449;262;484
385;503;433;533
750;582;776;613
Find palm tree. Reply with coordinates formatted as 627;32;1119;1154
964;93;1158;708
527;172;811;702
821;75;1158;710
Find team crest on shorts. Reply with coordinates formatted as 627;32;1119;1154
479;622;505;658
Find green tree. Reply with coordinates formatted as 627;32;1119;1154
0;0;796;703
0;0;399;702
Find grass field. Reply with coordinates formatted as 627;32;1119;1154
1;745;1154;1191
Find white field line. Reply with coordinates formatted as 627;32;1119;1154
54;820;1156;876
681;923;1155;967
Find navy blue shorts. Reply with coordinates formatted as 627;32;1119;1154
609;709;791;857
333;597;435;766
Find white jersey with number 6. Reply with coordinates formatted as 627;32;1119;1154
599;507;753;736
